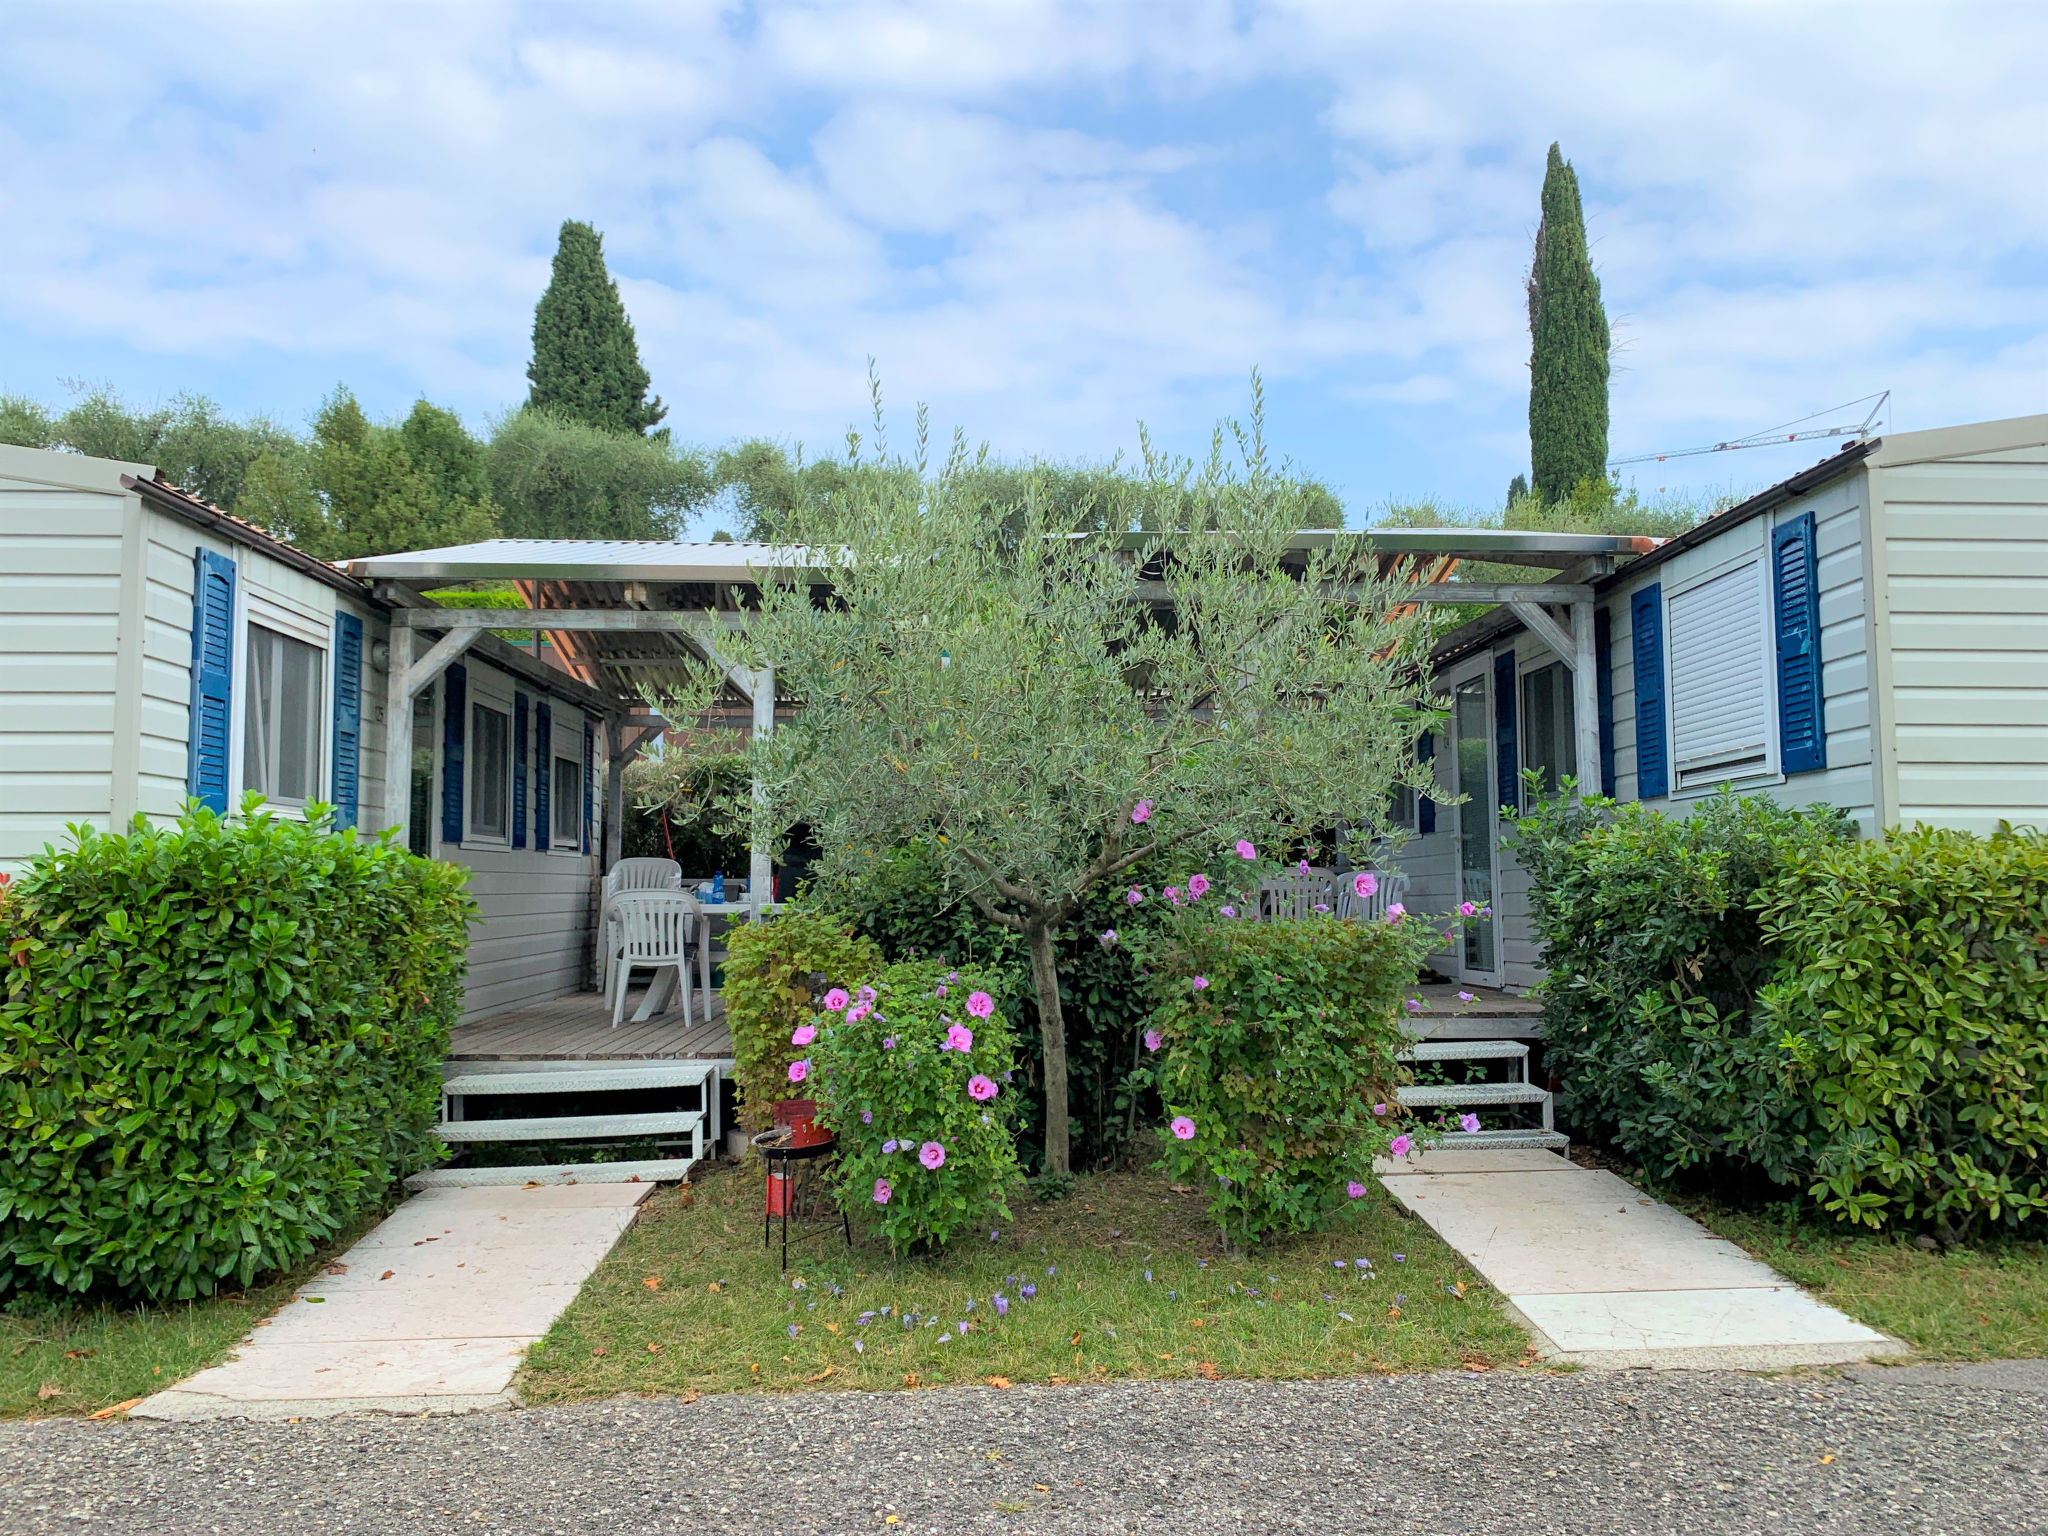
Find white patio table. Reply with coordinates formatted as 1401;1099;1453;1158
641;894;787;1020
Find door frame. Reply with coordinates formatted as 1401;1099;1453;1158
1443;652;1505;988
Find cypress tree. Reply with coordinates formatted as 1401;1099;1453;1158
1526;144;1610;502
526;220;667;436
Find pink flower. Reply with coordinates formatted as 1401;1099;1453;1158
1352;871;1378;899
1389;1134;1413;1158
860;1110;873;1123
1385;903;1406;921
857;985;877;1005
966;991;995;1019
1460;1113;1481;1133
1235;840;1256;860
1127;886;1144;905
1346;1180;1368;1199
1169;1115;1196;1141
847;1003;872;1024
1165;886;1183;906
822;987;850;1012
1220;905;1236;918
968;1074;998;1101
1191;976;1209;991
1100;928;1119;948
1132;799;1154;824
919;1140;946;1170
1143;1028;1162;1053
1458;901;1477;917
1373;1102;1388;1116
873;1178;893;1204
1187;873;1210;898
945;1023;974;1052
1313;903;1331;913
1456;991;1474;1003
790;1023;817;1047
788;1059;810;1083
935;984;948;997
882;1036;896;1049
1404;998;1422;1014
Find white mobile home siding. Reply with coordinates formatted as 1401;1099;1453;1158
1869;430;2048;833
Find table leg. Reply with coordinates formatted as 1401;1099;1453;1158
698;914;714;1018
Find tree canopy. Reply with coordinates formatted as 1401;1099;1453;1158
525;220;666;437
488;407;711;540
1527;143;1611;502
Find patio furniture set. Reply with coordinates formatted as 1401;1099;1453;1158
601;856;785;1028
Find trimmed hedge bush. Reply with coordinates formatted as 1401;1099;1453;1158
0;804;473;1302
722;910;879;1131
808;961;1023;1252
1142;912;1435;1248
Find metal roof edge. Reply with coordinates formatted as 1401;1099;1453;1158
126;475;381;608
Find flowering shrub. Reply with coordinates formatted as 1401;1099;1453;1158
1141;911;1438;1248
809;961;1024;1251
723;910;881;1131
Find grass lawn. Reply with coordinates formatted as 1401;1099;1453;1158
1682;1199;2048;1362
0;1207;390;1420
519;1154;1532;1403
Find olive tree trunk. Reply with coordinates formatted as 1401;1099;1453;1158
1024;915;1071;1180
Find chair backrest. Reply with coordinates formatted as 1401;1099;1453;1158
1335;869;1408;923
1257;871;1337;921
605;858;683;903
613;891;695;961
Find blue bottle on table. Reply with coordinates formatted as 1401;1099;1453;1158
712;870;725;904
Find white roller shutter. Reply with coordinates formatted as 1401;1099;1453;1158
1666;560;1771;787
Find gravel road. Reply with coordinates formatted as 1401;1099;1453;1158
4;1363;2045;1534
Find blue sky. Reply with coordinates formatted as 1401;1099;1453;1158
4;2;2046;525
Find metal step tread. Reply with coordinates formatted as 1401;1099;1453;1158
1397;1082;1550;1107
1432;1129;1571;1151
443;1062;716;1097
1398;1040;1529;1063
406;1156;699;1190
437;1109;705;1144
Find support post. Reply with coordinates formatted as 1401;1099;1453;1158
750;666;775;903
380;626;483;853
603;717;626;873
1571;600;1602;798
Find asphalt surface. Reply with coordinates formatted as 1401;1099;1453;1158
4;1363;2045;1535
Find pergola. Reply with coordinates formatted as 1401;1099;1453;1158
345;528;1656;887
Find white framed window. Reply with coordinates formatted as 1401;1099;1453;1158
1666;559;1774;790
1519;660;1576;797
244;621;325;808
551;750;583;848
469;698;512;842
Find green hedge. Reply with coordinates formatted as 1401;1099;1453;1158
1513;793;2048;1237
0;804;473;1301
722;909;880;1132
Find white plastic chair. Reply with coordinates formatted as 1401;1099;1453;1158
608;891;698;1028
1257;869;1337;921
1335;869;1409;923
600;858;683;993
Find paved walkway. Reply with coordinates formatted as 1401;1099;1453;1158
10;1367;2046;1533
1377;1149;1903;1369
136;1183;655;1421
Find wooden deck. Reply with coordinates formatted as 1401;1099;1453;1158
1407;981;1545;1040
449;989;734;1062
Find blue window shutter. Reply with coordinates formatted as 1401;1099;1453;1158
582;719;595;854
441;662;466;845
1594;605;1616;798
534;701;552;851
330;611;363;830
1773;513;1827;775
1417;731;1437;836
186;548;236;813
1631;585;1668;799
1493;650;1519;815
512;692;529;850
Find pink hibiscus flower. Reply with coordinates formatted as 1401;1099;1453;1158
919;1140;947;1170
966;991;995;1019
1169;1115;1196;1141
968;1074;998;1102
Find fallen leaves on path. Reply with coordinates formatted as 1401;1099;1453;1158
87;1399;143;1420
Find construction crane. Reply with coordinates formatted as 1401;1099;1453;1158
1608;391;1890;467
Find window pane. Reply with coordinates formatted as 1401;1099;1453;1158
1520;662;1575;797
244;624;323;806
244;627;277;797
471;703;509;839
553;756;581;844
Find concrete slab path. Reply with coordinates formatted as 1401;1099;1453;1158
1377;1148;1905;1369
135;1182;655;1421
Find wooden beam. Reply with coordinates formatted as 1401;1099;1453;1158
1132;580;1593;606
750;666;775;900
381;627;481;852
1571;600;1602;798
388;608;749;632
1507;601;1579;671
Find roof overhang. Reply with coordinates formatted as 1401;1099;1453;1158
345;539;820;585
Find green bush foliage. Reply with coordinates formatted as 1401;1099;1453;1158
722;911;880;1132
829;846;1161;1173
808;962;1023;1252
1141;907;1435;1248
1758;825;2048;1235
0;804;473;1302
1514;794;2048;1237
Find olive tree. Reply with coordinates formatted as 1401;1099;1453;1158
677;418;1433;1179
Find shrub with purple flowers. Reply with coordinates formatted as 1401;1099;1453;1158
1140;914;1437;1247
811;961;1023;1251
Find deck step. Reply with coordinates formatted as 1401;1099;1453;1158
436;1110;705;1144
1398;1040;1529;1064
1397;1082;1549;1108
406;1156;700;1190
1430;1128;1570;1151
443;1062;716;1097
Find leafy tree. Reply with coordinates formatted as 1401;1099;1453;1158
0;394;55;448
526;220;666;436
397;399;492;505
489;407;709;540
296;388;499;560
1527;143;1611;503
0;387;298;511
1507;473;1529;507
673;407;1432;1179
